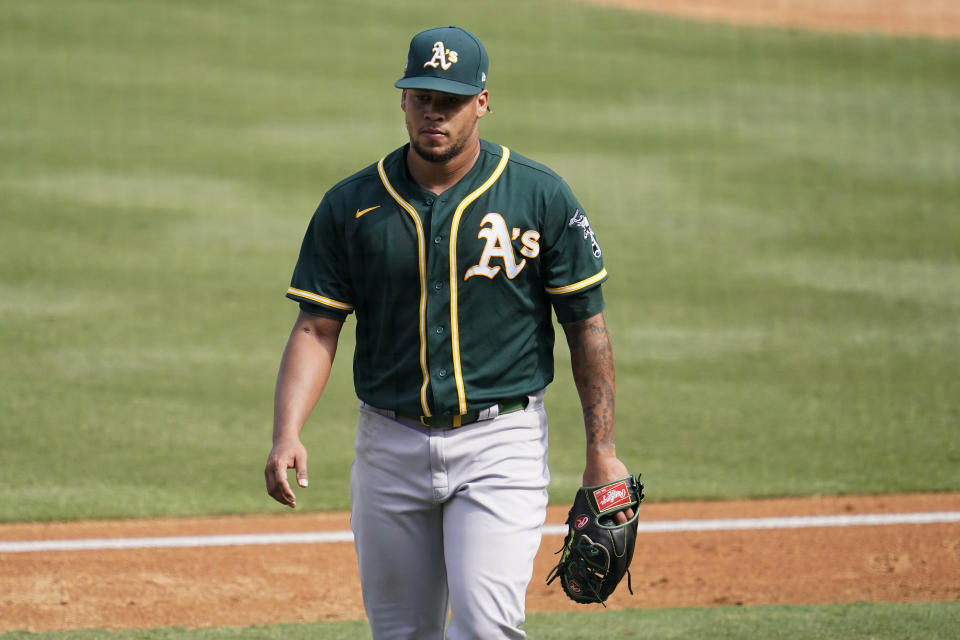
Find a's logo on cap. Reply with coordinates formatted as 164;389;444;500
424;41;458;71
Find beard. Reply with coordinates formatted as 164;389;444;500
410;135;469;163
409;117;478;164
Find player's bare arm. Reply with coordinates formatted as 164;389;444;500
562;310;634;523
265;310;344;508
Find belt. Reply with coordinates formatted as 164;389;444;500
414;396;529;428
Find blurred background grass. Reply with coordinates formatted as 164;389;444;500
1;0;958;522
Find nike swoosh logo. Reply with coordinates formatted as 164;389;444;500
355;205;381;219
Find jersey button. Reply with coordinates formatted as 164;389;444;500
434;281;443;290
438;368;447;377
434;235;443;245
435;326;444;334
425;197;434;205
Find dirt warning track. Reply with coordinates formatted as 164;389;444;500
586;0;960;39
1;493;958;632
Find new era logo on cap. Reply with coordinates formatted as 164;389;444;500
395;26;489;96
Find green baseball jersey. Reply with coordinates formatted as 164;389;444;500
287;139;607;418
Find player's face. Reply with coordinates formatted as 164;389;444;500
402;89;488;163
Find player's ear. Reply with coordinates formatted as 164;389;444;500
476;90;490;118
400;89;408;112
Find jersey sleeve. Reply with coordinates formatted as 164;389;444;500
539;180;608;323
285;196;355;317
551;286;605;324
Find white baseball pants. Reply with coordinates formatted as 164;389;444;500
349;391;549;640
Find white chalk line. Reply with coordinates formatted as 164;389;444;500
2;511;958;554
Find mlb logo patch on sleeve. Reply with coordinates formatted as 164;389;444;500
592;481;631;513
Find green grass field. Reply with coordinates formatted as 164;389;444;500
3;603;960;639
1;0;958;637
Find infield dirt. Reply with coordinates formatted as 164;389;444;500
2;493;959;632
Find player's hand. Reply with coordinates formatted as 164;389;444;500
265;437;309;508
583;453;634;524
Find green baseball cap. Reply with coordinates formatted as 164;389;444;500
395;26;489;96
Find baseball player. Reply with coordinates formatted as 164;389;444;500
265;26;633;639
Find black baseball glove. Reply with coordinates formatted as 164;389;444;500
546;474;644;605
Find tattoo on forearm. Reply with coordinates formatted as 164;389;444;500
564;315;616;448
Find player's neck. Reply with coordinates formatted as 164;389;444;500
406;137;481;196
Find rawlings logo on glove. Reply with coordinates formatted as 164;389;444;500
594;481;631;512
546;474;644;605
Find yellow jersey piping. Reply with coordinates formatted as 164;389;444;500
449;145;511;415
376;158;432;417
544;268;608;295
287;287;354;311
